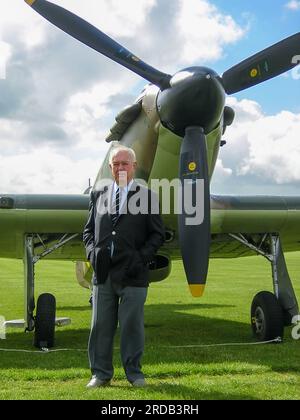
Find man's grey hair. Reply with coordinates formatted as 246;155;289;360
109;145;137;164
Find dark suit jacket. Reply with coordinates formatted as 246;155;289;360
83;181;165;287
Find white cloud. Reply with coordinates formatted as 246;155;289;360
238;111;300;184
0;110;104;195
64;79;135;153
48;0;157;38
0;1;48;49
227;97;263;123
176;0;246;63
0;42;11;79
219;98;300;186
0;148;99;194
0;80;135;193
211;158;233;183
1;0;158;52
285;0;300;10
0;119;29;155
66;81;126;123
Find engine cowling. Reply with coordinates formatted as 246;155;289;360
149;255;171;283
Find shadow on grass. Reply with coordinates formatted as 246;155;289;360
1;302;299;379
109;383;258;400
57;302;234;313
58;306;92;312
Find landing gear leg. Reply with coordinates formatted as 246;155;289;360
23;235;35;332
270;235;299;326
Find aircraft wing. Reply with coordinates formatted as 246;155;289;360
0;194;89;260
1;193;300;261
210;195;300;258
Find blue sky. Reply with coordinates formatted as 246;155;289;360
0;0;299;195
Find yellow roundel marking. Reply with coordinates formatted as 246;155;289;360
25;0;37;5
250;68;258;78
189;162;197;172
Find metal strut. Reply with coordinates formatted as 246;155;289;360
24;235;35;332
23;233;78;332
33;233;79;263
229;233;299;323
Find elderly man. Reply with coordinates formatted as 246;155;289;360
83;145;165;388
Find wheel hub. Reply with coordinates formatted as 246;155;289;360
254;306;265;335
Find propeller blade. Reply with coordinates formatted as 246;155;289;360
24;0;171;89
222;32;300;94
178;127;210;297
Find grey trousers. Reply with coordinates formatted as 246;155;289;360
88;276;148;382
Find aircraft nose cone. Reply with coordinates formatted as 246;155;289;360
157;66;226;137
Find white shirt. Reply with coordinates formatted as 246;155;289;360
112;179;134;215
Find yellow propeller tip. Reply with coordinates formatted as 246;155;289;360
189;284;205;297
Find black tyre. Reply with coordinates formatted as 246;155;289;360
251;291;284;342
34;293;56;349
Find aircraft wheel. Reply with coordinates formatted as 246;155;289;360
251;291;284;342
34;293;56;349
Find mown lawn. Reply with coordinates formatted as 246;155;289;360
0;253;299;400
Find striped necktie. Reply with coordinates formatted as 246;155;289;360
111;187;120;225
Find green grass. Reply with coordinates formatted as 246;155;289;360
0;253;299;400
